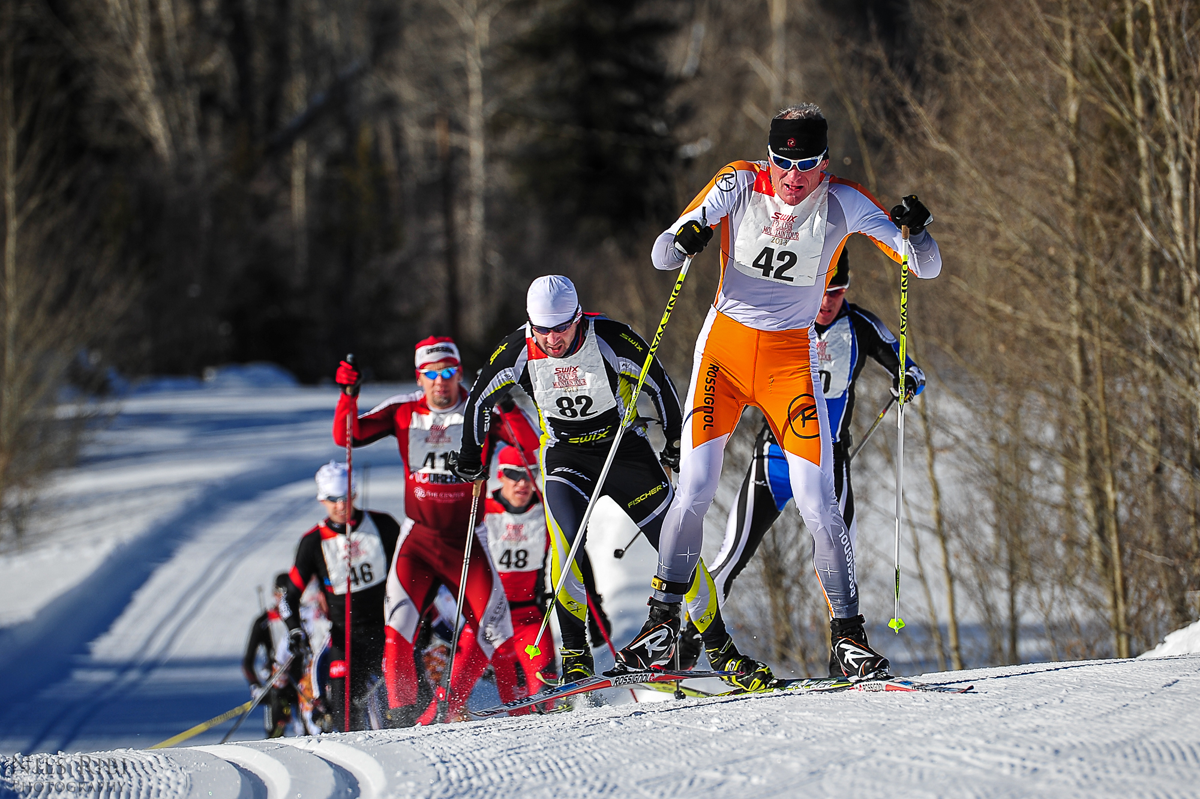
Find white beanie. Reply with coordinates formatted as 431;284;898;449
526;275;580;327
315;460;358;501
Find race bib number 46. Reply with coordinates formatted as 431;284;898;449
321;524;388;595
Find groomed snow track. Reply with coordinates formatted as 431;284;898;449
3;655;1199;799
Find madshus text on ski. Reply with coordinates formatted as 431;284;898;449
226;101;943;740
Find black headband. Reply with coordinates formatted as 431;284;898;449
769;117;828;159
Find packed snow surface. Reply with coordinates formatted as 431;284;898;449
2;372;1199;797
2;656;1199;798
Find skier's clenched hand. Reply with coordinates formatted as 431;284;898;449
288;627;309;659
889;195;933;235
335;360;362;396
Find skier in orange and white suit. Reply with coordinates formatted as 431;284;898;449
616;103;941;682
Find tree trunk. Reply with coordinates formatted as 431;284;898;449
919;393;962;669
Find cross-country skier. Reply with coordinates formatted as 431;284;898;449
620;103;942;681
449;445;553;713
702;251;926;676
333;336;541;725
242;573;305;737
450;276;770;690
283;462;401;731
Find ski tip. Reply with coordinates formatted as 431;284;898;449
525;644;541;658
888;617;906;632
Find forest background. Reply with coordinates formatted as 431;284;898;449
1;0;1198;673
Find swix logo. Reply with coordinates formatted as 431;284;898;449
816;339;830;364
567;429;611;444
501;522;525;542
426;424;452;445
553;365;587;388
771;212;798;224
489;342;507;364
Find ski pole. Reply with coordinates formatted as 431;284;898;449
438;477;485;723
848;396;896;463
149;701;252;749
495;416;638;702
889;229;910;634
613;528;642;559
342;353;356;730
214;653;296;745
526;207;705;661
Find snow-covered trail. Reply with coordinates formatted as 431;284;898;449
0;374;657;756
4;655;1199;798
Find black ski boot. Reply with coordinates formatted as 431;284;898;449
706;635;774;692
609;598;680;673
560;648;595;682
829;615;891;679
676;617;704;671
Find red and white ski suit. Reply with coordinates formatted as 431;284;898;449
452;492;554;713
332;389;541;710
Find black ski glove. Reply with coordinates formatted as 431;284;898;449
891;365;926;402
446;450;487;482
496;392;517;414
288;627;309;659
889;195;933;235
659;441;681;472
673;218;714;257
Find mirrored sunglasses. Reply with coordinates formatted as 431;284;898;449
529;308;582;336
768;146;827;173
499;467;534;482
322;495;349;503
421;366;459;381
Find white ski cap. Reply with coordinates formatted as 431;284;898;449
315;460;358;501
414;336;461;370
526;275;580;327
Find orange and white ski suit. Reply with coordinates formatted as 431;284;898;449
651;161;941;618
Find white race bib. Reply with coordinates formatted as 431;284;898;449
485;505;548;573
527;319;618;422
408;406;465;484
320;514;388;595
816;315;854;398
732;178;828;287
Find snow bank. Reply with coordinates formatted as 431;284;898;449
1139;618;1200;659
